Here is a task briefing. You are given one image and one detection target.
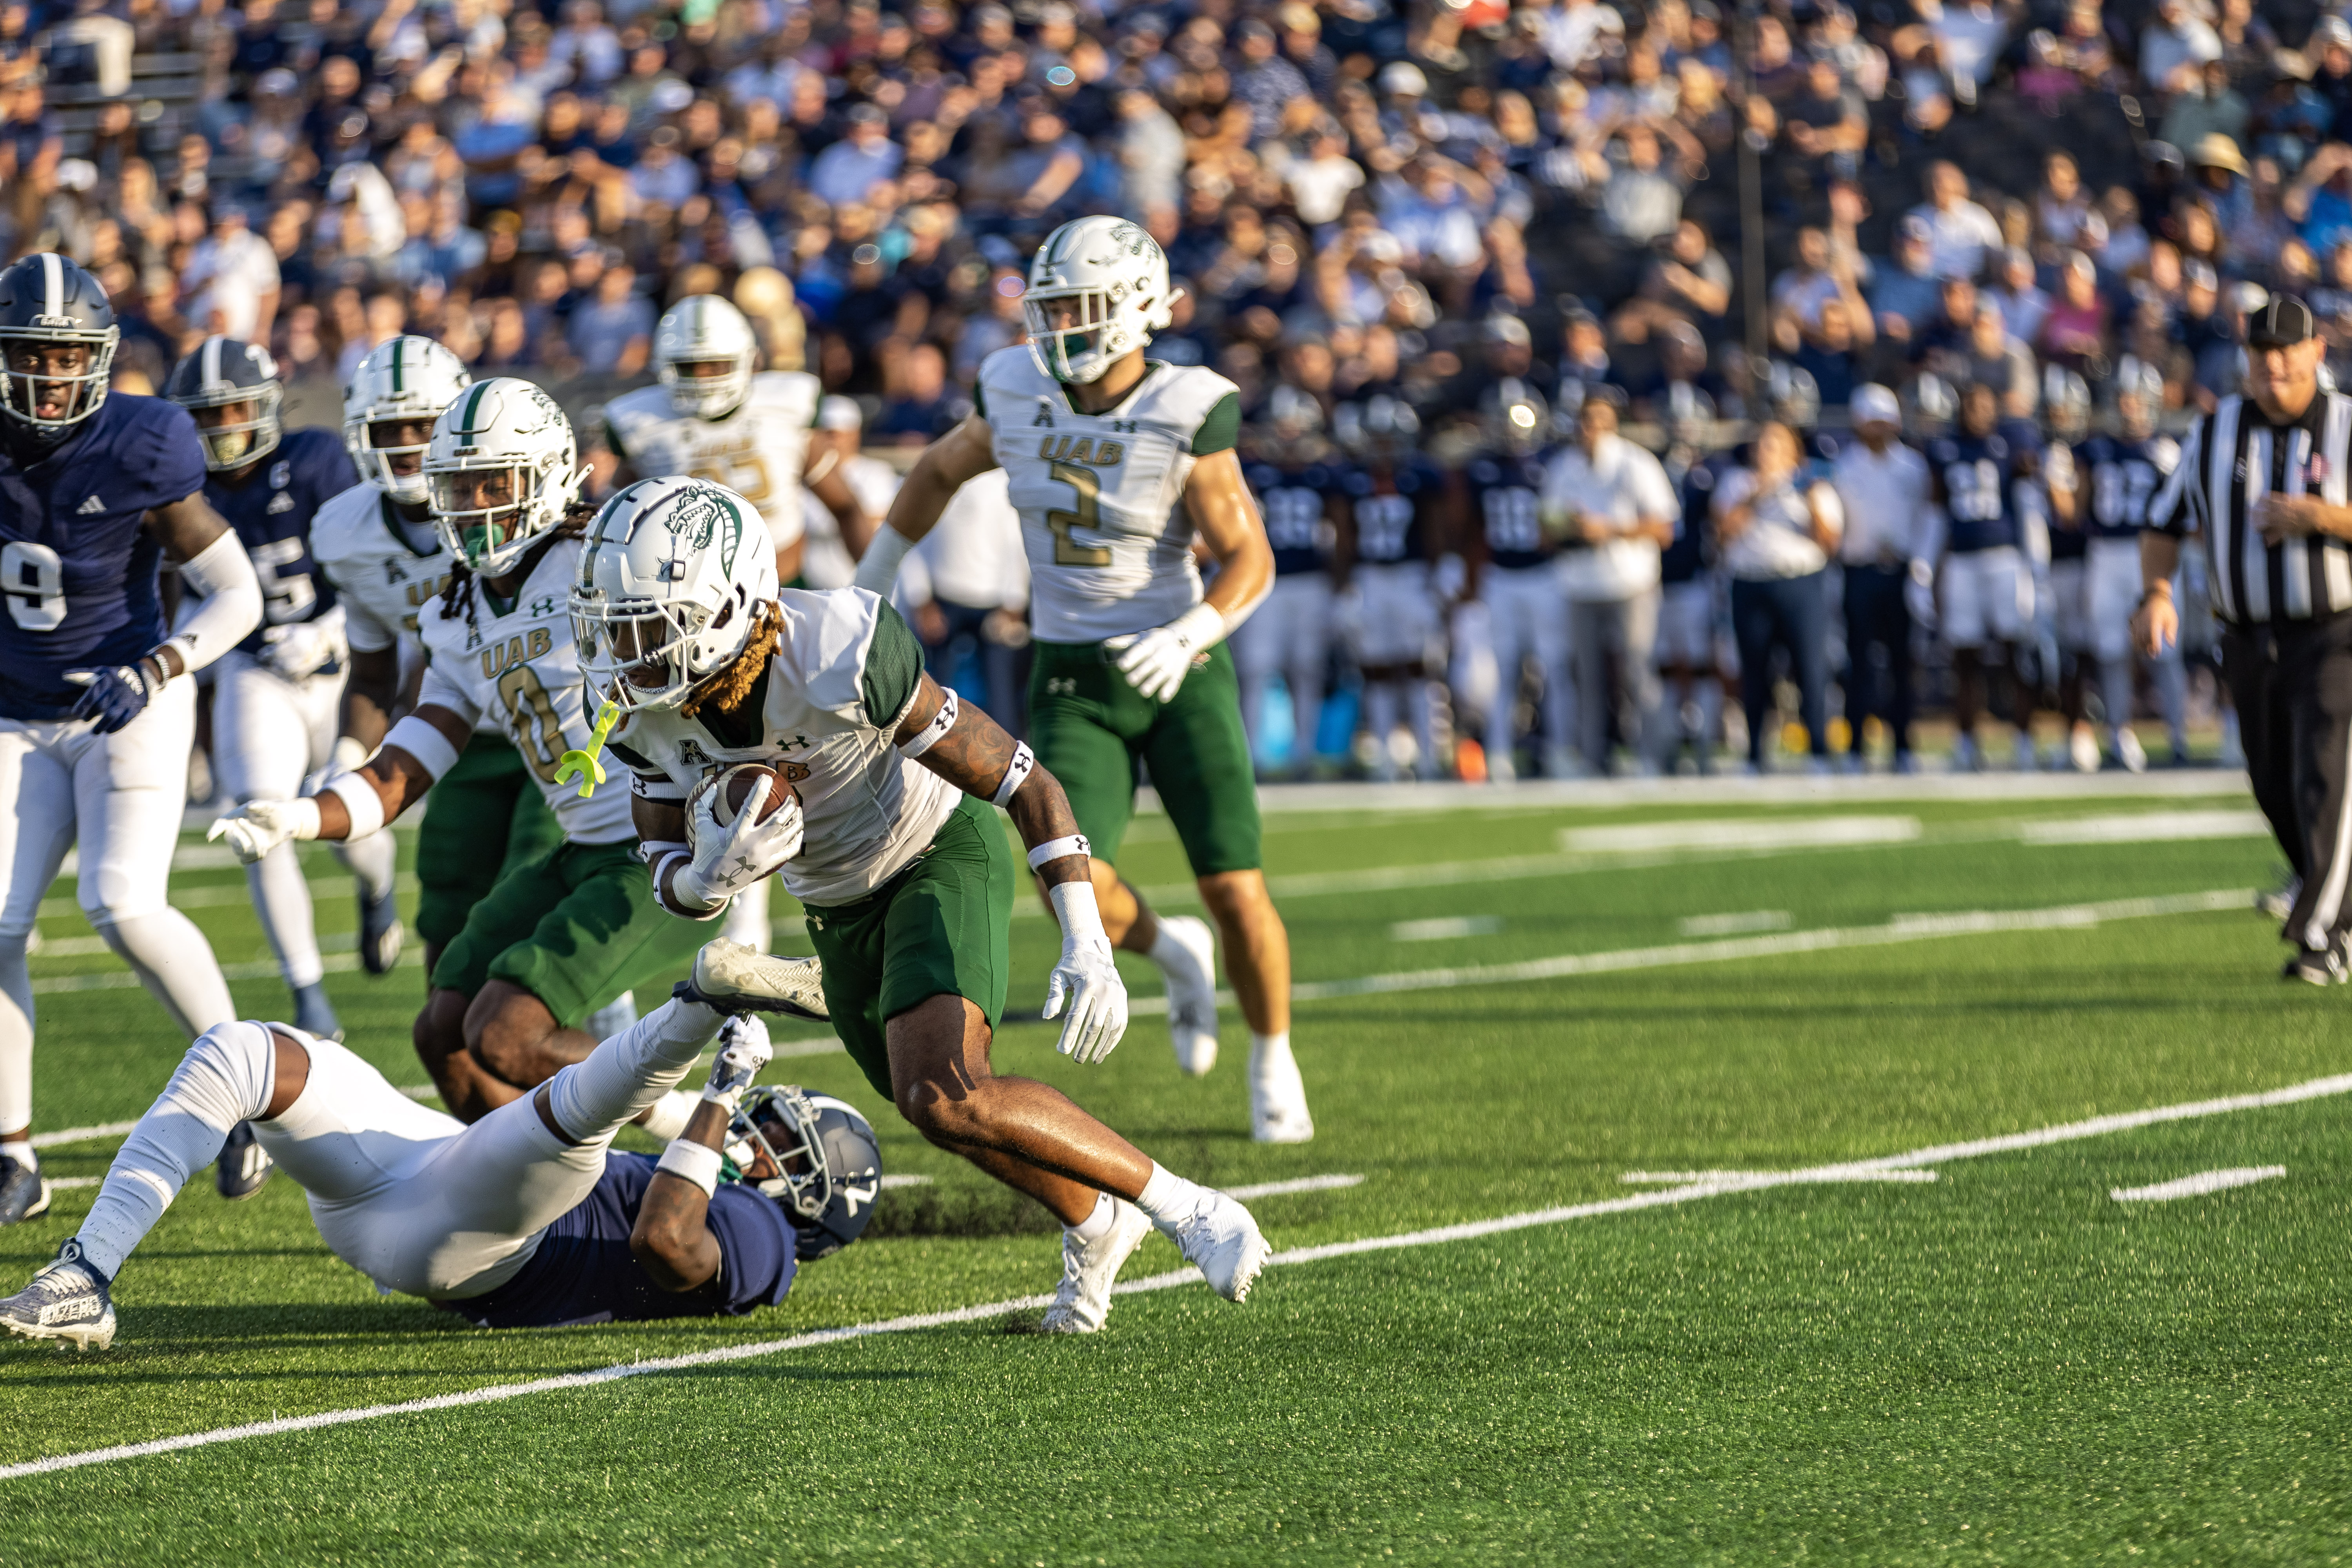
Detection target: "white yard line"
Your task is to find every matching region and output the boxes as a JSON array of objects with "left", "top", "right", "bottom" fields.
[
  {"left": 5, "top": 1065, "right": 2343, "bottom": 1483},
  {"left": 1621, "top": 1169, "right": 1938, "bottom": 1185},
  {"left": 1560, "top": 816, "right": 1923, "bottom": 853},
  {"left": 1676, "top": 911, "right": 1793, "bottom": 938},
  {"left": 1220, "top": 1174, "right": 1365, "bottom": 1200},
  {"left": 1388, "top": 916, "right": 1503, "bottom": 942},
  {"left": 2110, "top": 1166, "right": 2288, "bottom": 1202},
  {"left": 2017, "top": 810, "right": 2270, "bottom": 845}
]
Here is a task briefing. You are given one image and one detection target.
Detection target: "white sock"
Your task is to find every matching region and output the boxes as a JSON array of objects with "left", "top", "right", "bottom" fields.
[
  {"left": 1133, "top": 1161, "right": 1210, "bottom": 1225},
  {"left": 0, "top": 930, "right": 31, "bottom": 1136},
  {"left": 249, "top": 840, "right": 326, "bottom": 989},
  {"left": 546, "top": 997, "right": 719, "bottom": 1144},
  {"left": 584, "top": 990, "right": 640, "bottom": 1041},
  {"left": 1068, "top": 1189, "right": 1116, "bottom": 1242},
  {"left": 0, "top": 1137, "right": 32, "bottom": 1172},
  {"left": 635, "top": 1089, "right": 695, "bottom": 1142},
  {"left": 333, "top": 828, "right": 399, "bottom": 904},
  {"left": 77, "top": 1022, "right": 274, "bottom": 1279},
  {"left": 1145, "top": 923, "right": 1196, "bottom": 978},
  {"left": 1250, "top": 1031, "right": 1293, "bottom": 1075}
]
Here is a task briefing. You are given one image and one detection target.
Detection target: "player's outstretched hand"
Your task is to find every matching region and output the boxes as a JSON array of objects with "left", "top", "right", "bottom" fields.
[
  {"left": 62, "top": 664, "right": 153, "bottom": 735},
  {"left": 1104, "top": 604, "right": 1221, "bottom": 704},
  {"left": 702, "top": 1015, "right": 773, "bottom": 1109},
  {"left": 262, "top": 621, "right": 342, "bottom": 681},
  {"left": 673, "top": 776, "right": 804, "bottom": 909},
  {"left": 207, "top": 798, "right": 323, "bottom": 864},
  {"left": 1044, "top": 924, "right": 1128, "bottom": 1065}
]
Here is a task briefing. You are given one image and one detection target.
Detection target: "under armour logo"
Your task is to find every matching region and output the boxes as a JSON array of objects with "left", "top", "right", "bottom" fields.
[
  {"left": 1109, "top": 419, "right": 1139, "bottom": 433},
  {"left": 1046, "top": 677, "right": 1077, "bottom": 695},
  {"left": 75, "top": 494, "right": 103, "bottom": 515},
  {"left": 727, "top": 855, "right": 758, "bottom": 879}
]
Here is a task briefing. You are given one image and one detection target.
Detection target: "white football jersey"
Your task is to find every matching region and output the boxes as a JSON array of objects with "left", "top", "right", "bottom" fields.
[
  {"left": 604, "top": 372, "right": 821, "bottom": 551},
  {"left": 974, "top": 345, "right": 1241, "bottom": 642},
  {"left": 610, "top": 586, "right": 960, "bottom": 907},
  {"left": 416, "top": 539, "right": 634, "bottom": 844},
  {"left": 310, "top": 481, "right": 452, "bottom": 657}
]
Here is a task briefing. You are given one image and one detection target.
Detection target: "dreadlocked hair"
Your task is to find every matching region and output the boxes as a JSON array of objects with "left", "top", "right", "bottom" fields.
[
  {"left": 682, "top": 597, "right": 783, "bottom": 719},
  {"left": 437, "top": 501, "right": 598, "bottom": 624}
]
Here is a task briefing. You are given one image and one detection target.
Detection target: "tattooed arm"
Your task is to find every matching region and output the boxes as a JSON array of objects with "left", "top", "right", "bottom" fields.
[{"left": 893, "top": 673, "right": 1127, "bottom": 1060}]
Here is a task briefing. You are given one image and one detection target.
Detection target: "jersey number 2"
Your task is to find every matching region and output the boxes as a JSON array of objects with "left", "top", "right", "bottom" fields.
[
  {"left": 0, "top": 541, "right": 64, "bottom": 630},
  {"left": 1047, "top": 462, "right": 1113, "bottom": 566},
  {"left": 497, "top": 663, "right": 567, "bottom": 783}
]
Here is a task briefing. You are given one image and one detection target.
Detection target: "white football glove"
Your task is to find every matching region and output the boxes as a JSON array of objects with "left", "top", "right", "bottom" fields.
[
  {"left": 1042, "top": 879, "right": 1128, "bottom": 1064},
  {"left": 701, "top": 1014, "right": 773, "bottom": 1107},
  {"left": 206, "top": 797, "right": 322, "bottom": 864},
  {"left": 1905, "top": 558, "right": 1938, "bottom": 632},
  {"left": 672, "top": 776, "right": 804, "bottom": 911},
  {"left": 1103, "top": 602, "right": 1222, "bottom": 704},
  {"left": 261, "top": 615, "right": 345, "bottom": 681}
]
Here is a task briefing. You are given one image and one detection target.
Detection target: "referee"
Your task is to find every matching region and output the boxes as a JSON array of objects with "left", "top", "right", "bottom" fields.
[{"left": 2139, "top": 296, "right": 2352, "bottom": 981}]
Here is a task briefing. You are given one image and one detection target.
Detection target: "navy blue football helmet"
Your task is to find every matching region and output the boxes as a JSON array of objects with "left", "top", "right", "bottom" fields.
[{"left": 726, "top": 1085, "right": 883, "bottom": 1260}]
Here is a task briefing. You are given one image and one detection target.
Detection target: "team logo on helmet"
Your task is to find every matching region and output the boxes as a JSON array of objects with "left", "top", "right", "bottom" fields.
[{"left": 660, "top": 488, "right": 741, "bottom": 579}]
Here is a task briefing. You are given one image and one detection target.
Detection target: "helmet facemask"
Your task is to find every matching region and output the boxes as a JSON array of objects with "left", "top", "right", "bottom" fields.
[
  {"left": 187, "top": 387, "right": 285, "bottom": 472},
  {"left": 572, "top": 588, "right": 742, "bottom": 713},
  {"left": 660, "top": 351, "right": 754, "bottom": 419},
  {"left": 429, "top": 457, "right": 565, "bottom": 575},
  {"left": 0, "top": 331, "right": 118, "bottom": 436},
  {"left": 359, "top": 416, "right": 438, "bottom": 505},
  {"left": 1024, "top": 285, "right": 1139, "bottom": 385},
  {"left": 724, "top": 1085, "right": 882, "bottom": 1259}
]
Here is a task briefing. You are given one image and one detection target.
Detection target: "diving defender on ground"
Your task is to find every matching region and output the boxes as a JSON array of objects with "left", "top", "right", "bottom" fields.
[
  {"left": 0, "top": 255, "right": 265, "bottom": 1225},
  {"left": 856, "top": 215, "right": 1313, "bottom": 1145},
  {"left": 0, "top": 941, "right": 880, "bottom": 1348},
  {"left": 571, "top": 472, "right": 1273, "bottom": 1330}
]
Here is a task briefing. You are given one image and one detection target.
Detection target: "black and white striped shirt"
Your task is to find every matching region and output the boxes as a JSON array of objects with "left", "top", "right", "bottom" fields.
[{"left": 2150, "top": 390, "right": 2352, "bottom": 623}]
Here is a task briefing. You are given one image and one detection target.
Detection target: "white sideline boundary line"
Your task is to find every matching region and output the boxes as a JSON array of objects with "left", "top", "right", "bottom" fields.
[
  {"left": 7, "top": 1065, "right": 2349, "bottom": 1483},
  {"left": 2111, "top": 1165, "right": 2288, "bottom": 1202}
]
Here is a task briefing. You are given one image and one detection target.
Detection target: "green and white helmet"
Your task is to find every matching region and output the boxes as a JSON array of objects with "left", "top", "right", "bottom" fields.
[
  {"left": 1022, "top": 214, "right": 1179, "bottom": 385},
  {"left": 655, "top": 293, "right": 759, "bottom": 419},
  {"left": 571, "top": 474, "right": 777, "bottom": 712},
  {"left": 343, "top": 336, "right": 474, "bottom": 505},
  {"left": 424, "top": 377, "right": 583, "bottom": 576}
]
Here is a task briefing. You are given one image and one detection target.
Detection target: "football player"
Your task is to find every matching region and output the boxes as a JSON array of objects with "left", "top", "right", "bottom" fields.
[
  {"left": 2073, "top": 369, "right": 2187, "bottom": 769},
  {"left": 0, "top": 254, "right": 265, "bottom": 1224},
  {"left": 2038, "top": 370, "right": 2102, "bottom": 771},
  {"left": 312, "top": 338, "right": 571, "bottom": 1016},
  {"left": 1929, "top": 381, "right": 2040, "bottom": 769},
  {"left": 1468, "top": 380, "right": 1567, "bottom": 780},
  {"left": 572, "top": 474, "right": 1274, "bottom": 1331},
  {"left": 1336, "top": 395, "right": 1450, "bottom": 784},
  {"left": 211, "top": 380, "right": 732, "bottom": 1136},
  {"left": 604, "top": 295, "right": 878, "bottom": 955},
  {"left": 1655, "top": 387, "right": 1728, "bottom": 773},
  {"left": 1234, "top": 387, "right": 1340, "bottom": 776},
  {"left": 856, "top": 216, "right": 1314, "bottom": 1145},
  {"left": 0, "top": 945, "right": 879, "bottom": 1349},
  {"left": 165, "top": 337, "right": 380, "bottom": 1042}
]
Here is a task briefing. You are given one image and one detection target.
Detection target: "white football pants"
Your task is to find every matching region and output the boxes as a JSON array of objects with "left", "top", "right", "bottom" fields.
[
  {"left": 1234, "top": 575, "right": 1332, "bottom": 758},
  {"left": 72, "top": 997, "right": 720, "bottom": 1295},
  {"left": 1481, "top": 565, "right": 1572, "bottom": 766},
  {"left": 0, "top": 679, "right": 234, "bottom": 1136},
  {"left": 212, "top": 651, "right": 397, "bottom": 991},
  {"left": 722, "top": 877, "right": 772, "bottom": 951}
]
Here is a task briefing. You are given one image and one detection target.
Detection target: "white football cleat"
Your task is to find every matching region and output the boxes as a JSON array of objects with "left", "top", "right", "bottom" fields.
[
  {"left": 1040, "top": 1197, "right": 1155, "bottom": 1334},
  {"left": 1157, "top": 915, "right": 1220, "bottom": 1076},
  {"left": 677, "top": 940, "right": 829, "bottom": 1020},
  {"left": 0, "top": 1240, "right": 115, "bottom": 1350},
  {"left": 2114, "top": 726, "right": 2148, "bottom": 774},
  {"left": 1249, "top": 1037, "right": 1314, "bottom": 1144},
  {"left": 1156, "top": 1190, "right": 1272, "bottom": 1302}
]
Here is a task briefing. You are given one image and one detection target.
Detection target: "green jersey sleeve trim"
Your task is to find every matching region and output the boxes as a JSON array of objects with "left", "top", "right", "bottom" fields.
[
  {"left": 1192, "top": 392, "right": 1241, "bottom": 455},
  {"left": 602, "top": 415, "right": 629, "bottom": 463},
  {"left": 861, "top": 598, "right": 926, "bottom": 729},
  {"left": 971, "top": 381, "right": 987, "bottom": 420}
]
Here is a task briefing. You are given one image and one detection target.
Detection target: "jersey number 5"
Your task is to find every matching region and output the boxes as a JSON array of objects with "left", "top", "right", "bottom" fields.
[
  {"left": 1046, "top": 462, "right": 1113, "bottom": 566},
  {"left": 498, "top": 663, "right": 568, "bottom": 783},
  {"left": 0, "top": 541, "right": 64, "bottom": 631},
  {"left": 249, "top": 537, "right": 318, "bottom": 626}
]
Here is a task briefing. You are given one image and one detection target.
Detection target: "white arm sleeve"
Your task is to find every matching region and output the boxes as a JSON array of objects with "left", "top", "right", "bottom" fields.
[
  {"left": 162, "top": 529, "right": 264, "bottom": 675},
  {"left": 852, "top": 524, "right": 917, "bottom": 596},
  {"left": 414, "top": 659, "right": 485, "bottom": 731}
]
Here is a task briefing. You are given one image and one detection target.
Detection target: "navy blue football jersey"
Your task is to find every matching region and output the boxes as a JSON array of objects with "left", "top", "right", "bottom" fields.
[
  {"left": 1926, "top": 432, "right": 2023, "bottom": 554},
  {"left": 1664, "top": 452, "right": 1721, "bottom": 585},
  {"left": 0, "top": 394, "right": 207, "bottom": 720},
  {"left": 1463, "top": 450, "right": 1551, "bottom": 571},
  {"left": 205, "top": 426, "right": 357, "bottom": 655},
  {"left": 1342, "top": 457, "right": 1446, "bottom": 565},
  {"left": 441, "top": 1153, "right": 799, "bottom": 1329},
  {"left": 1243, "top": 458, "right": 1338, "bottom": 576},
  {"left": 2073, "top": 434, "right": 2177, "bottom": 543}
]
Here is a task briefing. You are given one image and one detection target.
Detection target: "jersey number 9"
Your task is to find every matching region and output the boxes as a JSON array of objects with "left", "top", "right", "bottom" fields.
[{"left": 0, "top": 541, "right": 65, "bottom": 631}]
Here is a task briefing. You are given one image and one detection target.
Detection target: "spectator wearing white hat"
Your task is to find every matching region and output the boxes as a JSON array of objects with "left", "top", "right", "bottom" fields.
[{"left": 1835, "top": 384, "right": 1935, "bottom": 769}]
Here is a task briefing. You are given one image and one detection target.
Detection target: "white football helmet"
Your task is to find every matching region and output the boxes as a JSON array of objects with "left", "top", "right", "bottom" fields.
[
  {"left": 1022, "top": 215, "right": 1180, "bottom": 385},
  {"left": 657, "top": 294, "right": 758, "bottom": 419},
  {"left": 425, "top": 377, "right": 583, "bottom": 576},
  {"left": 571, "top": 475, "right": 778, "bottom": 712},
  {"left": 345, "top": 336, "right": 474, "bottom": 504}
]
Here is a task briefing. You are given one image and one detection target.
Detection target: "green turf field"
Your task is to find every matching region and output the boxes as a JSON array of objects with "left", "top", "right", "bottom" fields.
[{"left": 6, "top": 780, "right": 2351, "bottom": 1564}]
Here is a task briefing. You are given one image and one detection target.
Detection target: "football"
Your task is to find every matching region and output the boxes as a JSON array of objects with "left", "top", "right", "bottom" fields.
[{"left": 688, "top": 762, "right": 796, "bottom": 833}]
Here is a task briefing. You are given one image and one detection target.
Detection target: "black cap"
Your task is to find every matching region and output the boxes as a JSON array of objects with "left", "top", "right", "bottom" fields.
[{"left": 2249, "top": 295, "right": 2318, "bottom": 348}]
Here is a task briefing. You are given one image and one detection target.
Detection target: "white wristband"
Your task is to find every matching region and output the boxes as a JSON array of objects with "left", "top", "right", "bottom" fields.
[
  {"left": 852, "top": 524, "right": 917, "bottom": 596},
  {"left": 655, "top": 1138, "right": 724, "bottom": 1197},
  {"left": 899, "top": 686, "right": 957, "bottom": 757},
  {"left": 323, "top": 773, "right": 386, "bottom": 839},
  {"left": 1026, "top": 833, "right": 1091, "bottom": 869},
  {"left": 1047, "top": 877, "right": 1109, "bottom": 946},
  {"left": 384, "top": 714, "right": 461, "bottom": 781},
  {"left": 992, "top": 741, "right": 1034, "bottom": 807}
]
